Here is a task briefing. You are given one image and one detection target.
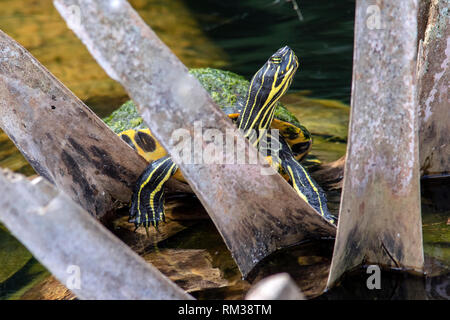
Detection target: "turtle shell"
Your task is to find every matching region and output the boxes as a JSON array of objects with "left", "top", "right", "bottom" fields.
[
  {"left": 222, "top": 105, "right": 312, "bottom": 162},
  {"left": 104, "top": 68, "right": 312, "bottom": 161}
]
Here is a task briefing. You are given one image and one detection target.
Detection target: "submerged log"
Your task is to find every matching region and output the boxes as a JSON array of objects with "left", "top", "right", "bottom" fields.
[
  {"left": 0, "top": 30, "right": 148, "bottom": 218},
  {"left": 327, "top": 0, "right": 424, "bottom": 287},
  {"left": 310, "top": 156, "right": 345, "bottom": 190},
  {"left": 417, "top": 0, "right": 449, "bottom": 177},
  {"left": 54, "top": 0, "right": 336, "bottom": 277},
  {"left": 0, "top": 169, "right": 192, "bottom": 300}
]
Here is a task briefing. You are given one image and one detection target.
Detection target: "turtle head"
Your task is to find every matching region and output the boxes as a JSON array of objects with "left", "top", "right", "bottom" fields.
[
  {"left": 239, "top": 46, "right": 299, "bottom": 133},
  {"left": 265, "top": 46, "right": 299, "bottom": 86}
]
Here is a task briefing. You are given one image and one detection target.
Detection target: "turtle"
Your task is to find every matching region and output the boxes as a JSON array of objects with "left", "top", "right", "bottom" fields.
[{"left": 107, "top": 46, "right": 336, "bottom": 234}]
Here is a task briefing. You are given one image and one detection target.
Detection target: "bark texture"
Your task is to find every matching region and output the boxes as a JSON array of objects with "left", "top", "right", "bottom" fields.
[
  {"left": 417, "top": 0, "right": 449, "bottom": 177},
  {"left": 0, "top": 30, "right": 149, "bottom": 218},
  {"left": 328, "top": 0, "right": 424, "bottom": 288}
]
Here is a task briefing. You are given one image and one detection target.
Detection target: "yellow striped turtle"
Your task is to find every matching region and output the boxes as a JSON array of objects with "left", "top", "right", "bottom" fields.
[{"left": 111, "top": 46, "right": 336, "bottom": 234}]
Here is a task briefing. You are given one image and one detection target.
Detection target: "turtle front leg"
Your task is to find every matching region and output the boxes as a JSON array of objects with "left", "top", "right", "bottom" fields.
[{"left": 129, "top": 156, "right": 178, "bottom": 234}]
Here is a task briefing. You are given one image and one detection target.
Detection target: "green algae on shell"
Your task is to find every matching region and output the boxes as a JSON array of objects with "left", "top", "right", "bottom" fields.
[{"left": 103, "top": 68, "right": 305, "bottom": 133}]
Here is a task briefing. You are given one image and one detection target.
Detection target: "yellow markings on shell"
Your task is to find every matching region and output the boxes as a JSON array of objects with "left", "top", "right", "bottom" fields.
[
  {"left": 120, "top": 129, "right": 187, "bottom": 184},
  {"left": 228, "top": 113, "right": 240, "bottom": 119},
  {"left": 120, "top": 128, "right": 168, "bottom": 162},
  {"left": 270, "top": 120, "right": 311, "bottom": 160},
  {"left": 271, "top": 121, "right": 307, "bottom": 142},
  {"left": 279, "top": 168, "right": 290, "bottom": 182}
]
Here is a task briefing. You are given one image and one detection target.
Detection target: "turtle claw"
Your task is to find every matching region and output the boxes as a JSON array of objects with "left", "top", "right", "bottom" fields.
[{"left": 128, "top": 156, "right": 178, "bottom": 233}]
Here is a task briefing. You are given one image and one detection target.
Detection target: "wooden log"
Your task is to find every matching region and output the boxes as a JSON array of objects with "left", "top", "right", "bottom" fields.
[
  {"left": 417, "top": 0, "right": 449, "bottom": 177},
  {"left": 0, "top": 169, "right": 192, "bottom": 300},
  {"left": 53, "top": 0, "right": 336, "bottom": 277},
  {"left": 327, "top": 0, "right": 424, "bottom": 288},
  {"left": 245, "top": 273, "right": 305, "bottom": 300},
  {"left": 0, "top": 30, "right": 148, "bottom": 218}
]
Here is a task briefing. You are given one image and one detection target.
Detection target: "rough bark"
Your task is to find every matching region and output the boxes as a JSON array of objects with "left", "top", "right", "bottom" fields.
[
  {"left": 417, "top": 0, "right": 449, "bottom": 177},
  {"left": 0, "top": 169, "right": 192, "bottom": 300},
  {"left": 417, "top": 0, "right": 432, "bottom": 46},
  {"left": 327, "top": 0, "right": 424, "bottom": 288},
  {"left": 53, "top": 0, "right": 336, "bottom": 277},
  {"left": 0, "top": 30, "right": 149, "bottom": 218}
]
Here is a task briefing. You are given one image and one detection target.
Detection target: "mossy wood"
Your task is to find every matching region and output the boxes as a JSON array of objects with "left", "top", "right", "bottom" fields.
[
  {"left": 0, "top": 169, "right": 192, "bottom": 300},
  {"left": 327, "top": 0, "right": 424, "bottom": 288},
  {"left": 0, "top": 30, "right": 149, "bottom": 218},
  {"left": 417, "top": 0, "right": 449, "bottom": 177},
  {"left": 54, "top": 0, "right": 336, "bottom": 276}
]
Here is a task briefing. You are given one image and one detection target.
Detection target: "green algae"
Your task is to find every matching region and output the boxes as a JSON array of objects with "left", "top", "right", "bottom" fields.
[{"left": 188, "top": 68, "right": 249, "bottom": 109}]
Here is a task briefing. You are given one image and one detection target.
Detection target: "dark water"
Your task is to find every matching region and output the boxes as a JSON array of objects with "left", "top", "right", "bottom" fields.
[{"left": 0, "top": 0, "right": 448, "bottom": 300}]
